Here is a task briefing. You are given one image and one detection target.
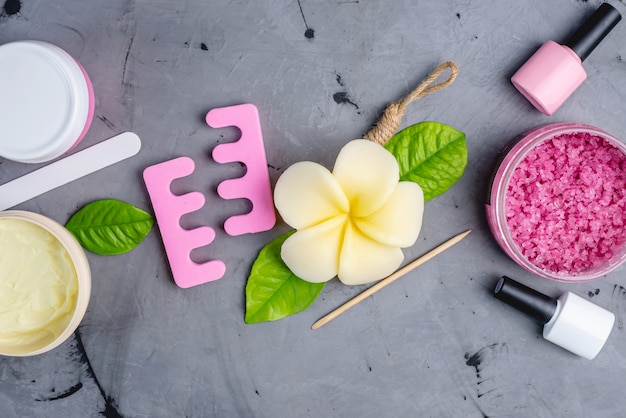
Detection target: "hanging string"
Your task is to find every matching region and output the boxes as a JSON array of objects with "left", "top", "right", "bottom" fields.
[{"left": 364, "top": 61, "right": 458, "bottom": 146}]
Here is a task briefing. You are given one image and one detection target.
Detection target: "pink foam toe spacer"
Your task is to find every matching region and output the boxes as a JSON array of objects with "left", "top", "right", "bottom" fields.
[
  {"left": 206, "top": 103, "right": 276, "bottom": 236},
  {"left": 143, "top": 157, "right": 226, "bottom": 288}
]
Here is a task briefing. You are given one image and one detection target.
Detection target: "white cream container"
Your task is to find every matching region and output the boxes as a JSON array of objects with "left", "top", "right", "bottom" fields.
[
  {"left": 0, "top": 40, "right": 95, "bottom": 163},
  {"left": 0, "top": 211, "right": 91, "bottom": 356}
]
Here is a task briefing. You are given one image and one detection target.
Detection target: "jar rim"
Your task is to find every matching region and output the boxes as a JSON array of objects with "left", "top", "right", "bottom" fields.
[
  {"left": 0, "top": 210, "right": 91, "bottom": 356},
  {"left": 0, "top": 41, "right": 93, "bottom": 163},
  {"left": 486, "top": 122, "right": 626, "bottom": 282}
]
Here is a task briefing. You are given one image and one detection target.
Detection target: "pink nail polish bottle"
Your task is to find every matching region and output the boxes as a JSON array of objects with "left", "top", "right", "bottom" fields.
[{"left": 511, "top": 3, "right": 621, "bottom": 115}]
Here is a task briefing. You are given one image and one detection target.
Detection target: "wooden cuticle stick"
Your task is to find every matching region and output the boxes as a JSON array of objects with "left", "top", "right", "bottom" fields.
[{"left": 311, "top": 229, "right": 471, "bottom": 330}]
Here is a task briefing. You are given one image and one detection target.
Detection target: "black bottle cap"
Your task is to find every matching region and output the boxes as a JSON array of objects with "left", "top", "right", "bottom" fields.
[
  {"left": 564, "top": 3, "right": 621, "bottom": 62},
  {"left": 494, "top": 276, "right": 557, "bottom": 324}
]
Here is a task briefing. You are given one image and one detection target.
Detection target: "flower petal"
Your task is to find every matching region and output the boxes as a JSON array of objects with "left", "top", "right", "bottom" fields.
[
  {"left": 281, "top": 215, "right": 347, "bottom": 283},
  {"left": 338, "top": 221, "right": 404, "bottom": 285},
  {"left": 353, "top": 181, "right": 424, "bottom": 247},
  {"left": 332, "top": 139, "right": 399, "bottom": 217},
  {"left": 274, "top": 161, "right": 349, "bottom": 229}
]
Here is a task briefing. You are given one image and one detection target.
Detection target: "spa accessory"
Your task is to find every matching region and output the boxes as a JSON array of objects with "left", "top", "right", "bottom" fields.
[
  {"left": 245, "top": 62, "right": 465, "bottom": 323},
  {"left": 494, "top": 276, "right": 614, "bottom": 360},
  {"left": 274, "top": 139, "right": 425, "bottom": 285},
  {"left": 511, "top": 3, "right": 621, "bottom": 115},
  {"left": 0, "top": 40, "right": 95, "bottom": 163},
  {"left": 486, "top": 123, "right": 626, "bottom": 281},
  {"left": 0, "top": 211, "right": 91, "bottom": 356},
  {"left": 206, "top": 103, "right": 276, "bottom": 236},
  {"left": 0, "top": 132, "right": 142, "bottom": 211},
  {"left": 143, "top": 157, "right": 226, "bottom": 288},
  {"left": 311, "top": 229, "right": 471, "bottom": 330}
]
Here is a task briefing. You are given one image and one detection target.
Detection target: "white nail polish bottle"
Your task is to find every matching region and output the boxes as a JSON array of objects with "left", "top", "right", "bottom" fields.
[{"left": 494, "top": 276, "right": 615, "bottom": 360}]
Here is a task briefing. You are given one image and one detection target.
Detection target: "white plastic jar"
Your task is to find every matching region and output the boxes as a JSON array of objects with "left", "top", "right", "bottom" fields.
[{"left": 0, "top": 40, "right": 95, "bottom": 163}]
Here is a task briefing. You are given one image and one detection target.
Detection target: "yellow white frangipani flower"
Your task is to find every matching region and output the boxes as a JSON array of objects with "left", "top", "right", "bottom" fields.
[{"left": 273, "top": 139, "right": 424, "bottom": 285}]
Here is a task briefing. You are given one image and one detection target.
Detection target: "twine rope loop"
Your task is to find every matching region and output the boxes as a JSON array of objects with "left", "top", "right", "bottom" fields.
[{"left": 364, "top": 61, "right": 458, "bottom": 146}]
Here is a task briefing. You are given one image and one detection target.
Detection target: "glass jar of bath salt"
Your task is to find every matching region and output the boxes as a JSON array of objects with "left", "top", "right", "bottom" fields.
[
  {"left": 0, "top": 211, "right": 91, "bottom": 356},
  {"left": 0, "top": 40, "right": 95, "bottom": 163},
  {"left": 486, "top": 123, "right": 626, "bottom": 282}
]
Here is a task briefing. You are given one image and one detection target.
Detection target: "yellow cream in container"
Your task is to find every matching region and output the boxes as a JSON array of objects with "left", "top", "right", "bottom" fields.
[{"left": 0, "top": 211, "right": 90, "bottom": 356}]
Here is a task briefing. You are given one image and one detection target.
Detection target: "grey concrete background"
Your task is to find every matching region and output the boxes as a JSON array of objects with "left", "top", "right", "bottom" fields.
[{"left": 1, "top": 0, "right": 626, "bottom": 416}]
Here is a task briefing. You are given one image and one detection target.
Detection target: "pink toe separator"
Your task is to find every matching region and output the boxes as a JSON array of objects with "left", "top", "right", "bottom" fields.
[
  {"left": 143, "top": 157, "right": 226, "bottom": 288},
  {"left": 206, "top": 103, "right": 276, "bottom": 236}
]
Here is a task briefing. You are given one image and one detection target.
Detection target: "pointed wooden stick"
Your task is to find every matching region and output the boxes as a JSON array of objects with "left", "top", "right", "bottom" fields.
[{"left": 311, "top": 229, "right": 472, "bottom": 330}]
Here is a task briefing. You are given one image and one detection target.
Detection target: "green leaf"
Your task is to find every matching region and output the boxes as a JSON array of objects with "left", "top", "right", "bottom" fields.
[
  {"left": 66, "top": 199, "right": 154, "bottom": 255},
  {"left": 384, "top": 121, "right": 467, "bottom": 201},
  {"left": 245, "top": 231, "right": 325, "bottom": 324}
]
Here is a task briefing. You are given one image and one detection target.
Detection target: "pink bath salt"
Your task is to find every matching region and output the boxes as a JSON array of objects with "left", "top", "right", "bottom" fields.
[{"left": 506, "top": 132, "right": 626, "bottom": 275}]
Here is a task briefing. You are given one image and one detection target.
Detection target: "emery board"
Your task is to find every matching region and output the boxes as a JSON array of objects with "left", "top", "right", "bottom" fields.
[{"left": 0, "top": 132, "right": 141, "bottom": 211}]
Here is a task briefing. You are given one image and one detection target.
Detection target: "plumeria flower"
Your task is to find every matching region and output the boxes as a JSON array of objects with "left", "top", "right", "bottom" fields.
[{"left": 273, "top": 139, "right": 424, "bottom": 285}]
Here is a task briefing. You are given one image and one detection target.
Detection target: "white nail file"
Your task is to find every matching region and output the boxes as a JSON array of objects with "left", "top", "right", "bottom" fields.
[{"left": 0, "top": 132, "right": 141, "bottom": 211}]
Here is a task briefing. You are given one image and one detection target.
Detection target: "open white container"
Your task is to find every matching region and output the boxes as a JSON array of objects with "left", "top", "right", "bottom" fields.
[
  {"left": 0, "top": 40, "right": 95, "bottom": 163},
  {"left": 0, "top": 211, "right": 91, "bottom": 356}
]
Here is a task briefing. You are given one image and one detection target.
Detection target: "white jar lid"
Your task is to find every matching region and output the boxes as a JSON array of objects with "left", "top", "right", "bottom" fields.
[{"left": 0, "top": 41, "right": 92, "bottom": 163}]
